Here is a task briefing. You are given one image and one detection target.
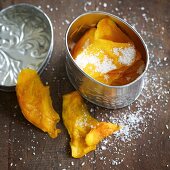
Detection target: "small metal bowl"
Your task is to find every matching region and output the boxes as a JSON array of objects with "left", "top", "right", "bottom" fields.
[
  {"left": 0, "top": 4, "right": 53, "bottom": 91},
  {"left": 65, "top": 11, "right": 149, "bottom": 109}
]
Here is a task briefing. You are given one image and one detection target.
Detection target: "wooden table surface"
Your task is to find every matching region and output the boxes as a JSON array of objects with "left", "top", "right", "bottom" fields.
[{"left": 0, "top": 0, "right": 170, "bottom": 170}]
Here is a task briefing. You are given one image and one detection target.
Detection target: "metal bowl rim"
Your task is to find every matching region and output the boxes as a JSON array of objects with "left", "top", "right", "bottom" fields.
[
  {"left": 0, "top": 3, "right": 54, "bottom": 90},
  {"left": 65, "top": 11, "right": 149, "bottom": 89}
]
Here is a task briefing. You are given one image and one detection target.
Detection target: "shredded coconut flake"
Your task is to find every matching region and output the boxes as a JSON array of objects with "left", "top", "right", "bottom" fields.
[
  {"left": 103, "top": 3, "right": 107, "bottom": 8},
  {"left": 166, "top": 125, "right": 169, "bottom": 129},
  {"left": 141, "top": 7, "right": 145, "bottom": 10},
  {"left": 113, "top": 48, "right": 120, "bottom": 56},
  {"left": 104, "top": 74, "right": 109, "bottom": 81},
  {"left": 101, "top": 145, "right": 107, "bottom": 150},
  {"left": 65, "top": 19, "right": 70, "bottom": 25},
  {"left": 113, "top": 46, "right": 136, "bottom": 66},
  {"left": 110, "top": 113, "right": 144, "bottom": 142},
  {"left": 75, "top": 50, "right": 117, "bottom": 74},
  {"left": 84, "top": 1, "right": 92, "bottom": 12}
]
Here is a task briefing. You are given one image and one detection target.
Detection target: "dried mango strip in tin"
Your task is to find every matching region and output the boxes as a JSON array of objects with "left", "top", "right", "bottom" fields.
[{"left": 95, "top": 17, "right": 133, "bottom": 43}]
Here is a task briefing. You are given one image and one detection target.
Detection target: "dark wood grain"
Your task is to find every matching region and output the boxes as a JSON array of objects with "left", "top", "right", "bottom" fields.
[{"left": 0, "top": 0, "right": 170, "bottom": 170}]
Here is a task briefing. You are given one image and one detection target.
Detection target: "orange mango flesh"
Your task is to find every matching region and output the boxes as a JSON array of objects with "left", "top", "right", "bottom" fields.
[
  {"left": 111, "top": 59, "right": 145, "bottom": 86},
  {"left": 16, "top": 69, "right": 61, "bottom": 138},
  {"left": 75, "top": 39, "right": 137, "bottom": 85},
  {"left": 75, "top": 39, "right": 129, "bottom": 79},
  {"left": 104, "top": 50, "right": 143, "bottom": 85},
  {"left": 89, "top": 39, "right": 135, "bottom": 68},
  {"left": 95, "top": 17, "right": 133, "bottom": 43},
  {"left": 71, "top": 17, "right": 145, "bottom": 86},
  {"left": 62, "top": 91, "right": 120, "bottom": 158},
  {"left": 72, "top": 28, "right": 96, "bottom": 59}
]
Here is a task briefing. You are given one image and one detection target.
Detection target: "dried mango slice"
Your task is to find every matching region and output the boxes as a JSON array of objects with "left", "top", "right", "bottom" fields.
[
  {"left": 62, "top": 91, "right": 120, "bottom": 158},
  {"left": 95, "top": 50, "right": 143, "bottom": 85},
  {"left": 72, "top": 28, "right": 96, "bottom": 59},
  {"left": 75, "top": 39, "right": 136, "bottom": 84},
  {"left": 72, "top": 17, "right": 144, "bottom": 86},
  {"left": 95, "top": 71, "right": 122, "bottom": 85},
  {"left": 111, "top": 59, "right": 145, "bottom": 86},
  {"left": 91, "top": 39, "right": 136, "bottom": 67},
  {"left": 16, "top": 69, "right": 61, "bottom": 138},
  {"left": 95, "top": 17, "right": 132, "bottom": 43},
  {"left": 124, "top": 58, "right": 144, "bottom": 75}
]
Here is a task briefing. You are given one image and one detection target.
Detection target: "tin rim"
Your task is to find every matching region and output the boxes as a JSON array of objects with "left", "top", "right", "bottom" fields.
[
  {"left": 65, "top": 11, "right": 149, "bottom": 89},
  {"left": 0, "top": 3, "right": 54, "bottom": 91}
]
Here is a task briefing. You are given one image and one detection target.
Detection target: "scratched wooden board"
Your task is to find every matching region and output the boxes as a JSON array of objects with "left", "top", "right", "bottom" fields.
[{"left": 0, "top": 0, "right": 169, "bottom": 170}]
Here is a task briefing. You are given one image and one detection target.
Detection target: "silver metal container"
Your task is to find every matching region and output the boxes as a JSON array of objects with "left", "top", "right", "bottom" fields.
[
  {"left": 65, "top": 11, "right": 149, "bottom": 109},
  {"left": 0, "top": 4, "right": 53, "bottom": 91}
]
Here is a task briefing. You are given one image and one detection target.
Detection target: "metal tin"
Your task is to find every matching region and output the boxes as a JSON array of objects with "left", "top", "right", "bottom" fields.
[
  {"left": 65, "top": 11, "right": 149, "bottom": 109},
  {"left": 0, "top": 4, "right": 53, "bottom": 91}
]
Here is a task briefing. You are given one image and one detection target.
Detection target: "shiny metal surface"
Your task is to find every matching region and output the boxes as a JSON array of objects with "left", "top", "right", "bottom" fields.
[
  {"left": 0, "top": 4, "right": 53, "bottom": 91},
  {"left": 65, "top": 11, "right": 149, "bottom": 109}
]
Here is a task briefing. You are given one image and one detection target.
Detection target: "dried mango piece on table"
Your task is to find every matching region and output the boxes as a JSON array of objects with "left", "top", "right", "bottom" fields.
[
  {"left": 72, "top": 28, "right": 96, "bottom": 59},
  {"left": 95, "top": 17, "right": 133, "bottom": 43},
  {"left": 62, "top": 91, "right": 120, "bottom": 158},
  {"left": 16, "top": 69, "right": 61, "bottom": 138}
]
